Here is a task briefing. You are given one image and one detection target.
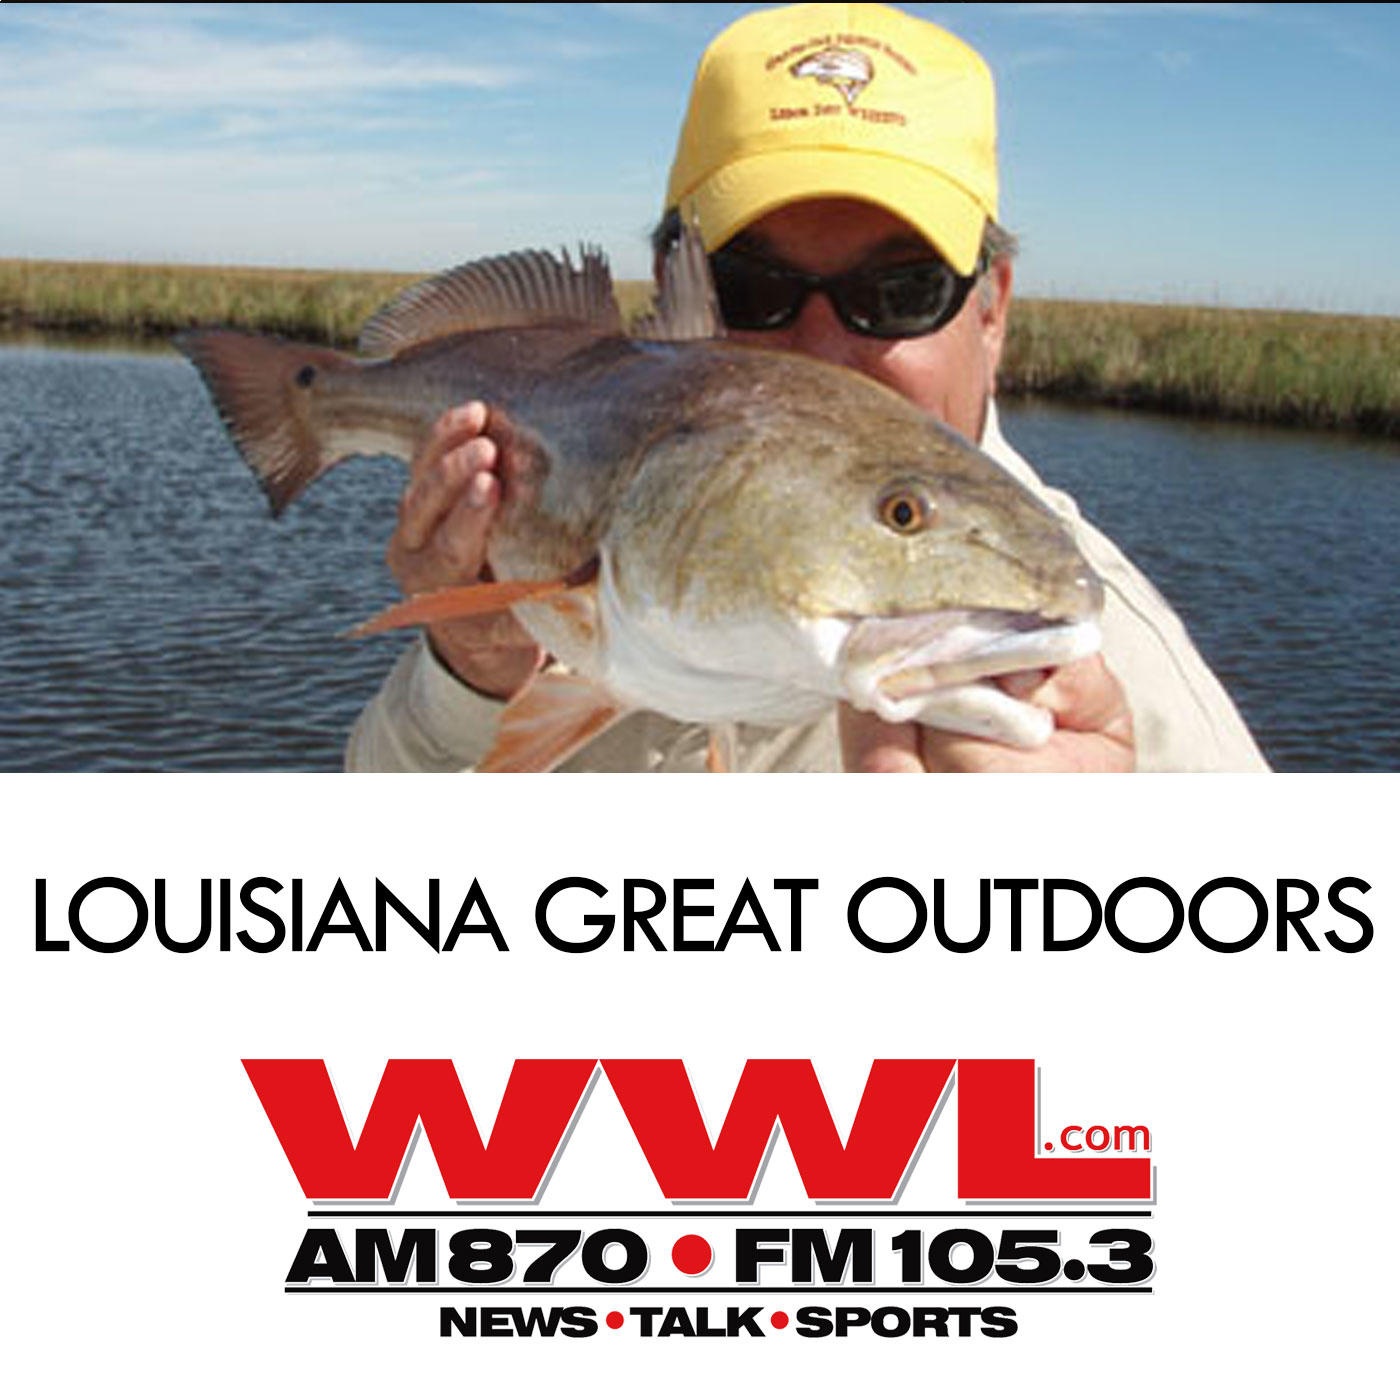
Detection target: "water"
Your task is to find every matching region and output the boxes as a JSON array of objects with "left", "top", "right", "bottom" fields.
[
  {"left": 0, "top": 342, "right": 407, "bottom": 770},
  {"left": 1001, "top": 402, "right": 1400, "bottom": 771},
  {"left": 1, "top": 343, "right": 1396, "bottom": 771}
]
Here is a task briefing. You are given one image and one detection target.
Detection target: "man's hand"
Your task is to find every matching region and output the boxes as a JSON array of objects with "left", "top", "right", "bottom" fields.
[
  {"left": 386, "top": 402, "right": 544, "bottom": 699},
  {"left": 839, "top": 655, "right": 1136, "bottom": 772}
]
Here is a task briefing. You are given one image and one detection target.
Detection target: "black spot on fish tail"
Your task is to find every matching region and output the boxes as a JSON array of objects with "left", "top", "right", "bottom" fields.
[{"left": 174, "top": 329, "right": 356, "bottom": 516}]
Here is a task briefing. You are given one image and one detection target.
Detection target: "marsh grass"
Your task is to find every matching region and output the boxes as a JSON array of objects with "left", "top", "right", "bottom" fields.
[
  {"left": 0, "top": 260, "right": 417, "bottom": 344},
  {"left": 1000, "top": 299, "right": 1400, "bottom": 435},
  {"left": 0, "top": 259, "right": 656, "bottom": 345},
  {"left": 4, "top": 259, "right": 1397, "bottom": 434}
]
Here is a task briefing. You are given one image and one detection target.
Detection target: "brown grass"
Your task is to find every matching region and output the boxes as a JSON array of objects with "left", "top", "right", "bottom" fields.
[
  {"left": 0, "top": 258, "right": 656, "bottom": 346},
  {"left": 4, "top": 259, "right": 1396, "bottom": 434},
  {"left": 1000, "top": 298, "right": 1400, "bottom": 435}
]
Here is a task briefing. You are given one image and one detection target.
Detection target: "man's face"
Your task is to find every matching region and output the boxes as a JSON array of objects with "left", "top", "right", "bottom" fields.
[{"left": 719, "top": 198, "right": 1011, "bottom": 444}]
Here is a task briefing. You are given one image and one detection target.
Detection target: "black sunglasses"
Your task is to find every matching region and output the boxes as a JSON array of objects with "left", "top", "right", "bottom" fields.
[{"left": 708, "top": 244, "right": 980, "bottom": 340}]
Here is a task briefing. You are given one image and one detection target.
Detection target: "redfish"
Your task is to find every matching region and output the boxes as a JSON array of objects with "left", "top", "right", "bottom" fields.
[{"left": 176, "top": 232, "right": 1101, "bottom": 771}]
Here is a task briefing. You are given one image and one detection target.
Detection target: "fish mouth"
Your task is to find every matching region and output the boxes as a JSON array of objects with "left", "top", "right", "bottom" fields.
[{"left": 839, "top": 609, "right": 1105, "bottom": 747}]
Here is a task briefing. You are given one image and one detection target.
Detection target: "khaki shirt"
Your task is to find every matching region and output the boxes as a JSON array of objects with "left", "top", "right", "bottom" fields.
[{"left": 346, "top": 405, "right": 1269, "bottom": 773}]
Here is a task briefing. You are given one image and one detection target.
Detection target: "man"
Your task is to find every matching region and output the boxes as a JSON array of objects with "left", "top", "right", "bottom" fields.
[{"left": 347, "top": 2, "right": 1266, "bottom": 773}]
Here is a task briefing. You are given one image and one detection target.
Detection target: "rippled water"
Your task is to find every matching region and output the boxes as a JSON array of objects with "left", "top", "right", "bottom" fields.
[
  {"left": 0, "top": 343, "right": 407, "bottom": 770},
  {"left": 1002, "top": 402, "right": 1400, "bottom": 771},
  {"left": 1, "top": 343, "right": 1397, "bottom": 770}
]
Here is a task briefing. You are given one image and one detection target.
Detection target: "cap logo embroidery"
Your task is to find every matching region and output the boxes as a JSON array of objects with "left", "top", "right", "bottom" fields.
[{"left": 789, "top": 46, "right": 874, "bottom": 108}]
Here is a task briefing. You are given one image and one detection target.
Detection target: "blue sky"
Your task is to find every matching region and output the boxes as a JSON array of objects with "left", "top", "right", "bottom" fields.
[{"left": 4, "top": 2, "right": 1397, "bottom": 311}]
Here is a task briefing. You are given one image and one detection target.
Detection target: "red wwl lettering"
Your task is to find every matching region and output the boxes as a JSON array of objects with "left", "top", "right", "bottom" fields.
[{"left": 241, "top": 1059, "right": 1150, "bottom": 1203}]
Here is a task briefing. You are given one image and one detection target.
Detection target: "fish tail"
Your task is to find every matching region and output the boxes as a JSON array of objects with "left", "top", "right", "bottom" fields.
[{"left": 174, "top": 329, "right": 358, "bottom": 516}]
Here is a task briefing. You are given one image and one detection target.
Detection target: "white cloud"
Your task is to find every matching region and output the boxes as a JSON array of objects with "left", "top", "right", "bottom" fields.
[
  {"left": 0, "top": 2, "right": 531, "bottom": 141},
  {"left": 0, "top": 4, "right": 672, "bottom": 270},
  {"left": 4, "top": 36, "right": 525, "bottom": 120},
  {"left": 0, "top": 121, "right": 552, "bottom": 266}
]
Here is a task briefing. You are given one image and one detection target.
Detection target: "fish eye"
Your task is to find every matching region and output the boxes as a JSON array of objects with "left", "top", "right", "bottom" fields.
[{"left": 878, "top": 487, "right": 934, "bottom": 535}]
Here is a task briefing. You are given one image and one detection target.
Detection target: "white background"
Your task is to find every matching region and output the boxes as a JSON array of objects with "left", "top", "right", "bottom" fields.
[{"left": 3, "top": 775, "right": 1393, "bottom": 1396}]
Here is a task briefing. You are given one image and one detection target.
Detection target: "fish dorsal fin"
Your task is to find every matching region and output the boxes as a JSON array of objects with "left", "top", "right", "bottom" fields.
[
  {"left": 358, "top": 245, "right": 622, "bottom": 357},
  {"left": 633, "top": 218, "right": 725, "bottom": 343}
]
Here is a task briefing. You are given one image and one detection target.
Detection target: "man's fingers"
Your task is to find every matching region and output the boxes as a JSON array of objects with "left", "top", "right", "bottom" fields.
[
  {"left": 998, "top": 657, "right": 1133, "bottom": 741},
  {"left": 480, "top": 406, "right": 539, "bottom": 510},
  {"left": 377, "top": 401, "right": 546, "bottom": 699},
  {"left": 397, "top": 434, "right": 496, "bottom": 554},
  {"left": 838, "top": 706, "right": 927, "bottom": 773},
  {"left": 431, "top": 468, "right": 504, "bottom": 575},
  {"left": 996, "top": 667, "right": 1051, "bottom": 702},
  {"left": 411, "top": 403, "right": 489, "bottom": 480},
  {"left": 916, "top": 657, "right": 1133, "bottom": 772},
  {"left": 839, "top": 657, "right": 1135, "bottom": 774}
]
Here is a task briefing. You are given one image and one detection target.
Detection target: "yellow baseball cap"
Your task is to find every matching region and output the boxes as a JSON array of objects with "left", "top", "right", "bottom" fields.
[{"left": 665, "top": 3, "right": 998, "bottom": 275}]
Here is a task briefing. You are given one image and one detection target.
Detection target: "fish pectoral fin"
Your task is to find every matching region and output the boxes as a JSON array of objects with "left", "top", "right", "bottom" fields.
[
  {"left": 348, "top": 565, "right": 596, "bottom": 638},
  {"left": 477, "top": 670, "right": 629, "bottom": 773}
]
